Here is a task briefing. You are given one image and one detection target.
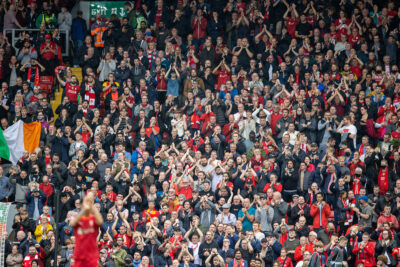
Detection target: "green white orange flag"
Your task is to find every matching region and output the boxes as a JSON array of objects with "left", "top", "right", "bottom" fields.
[{"left": 0, "top": 121, "right": 41, "bottom": 164}]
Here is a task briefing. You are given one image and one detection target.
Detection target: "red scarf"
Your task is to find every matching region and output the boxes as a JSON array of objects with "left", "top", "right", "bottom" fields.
[
  {"left": 233, "top": 258, "right": 245, "bottom": 267},
  {"left": 378, "top": 168, "right": 389, "bottom": 194},
  {"left": 352, "top": 176, "right": 361, "bottom": 195},
  {"left": 343, "top": 198, "right": 353, "bottom": 226},
  {"left": 147, "top": 51, "right": 156, "bottom": 69},
  {"left": 298, "top": 204, "right": 306, "bottom": 211},
  {"left": 27, "top": 66, "right": 40, "bottom": 88},
  {"left": 84, "top": 82, "right": 96, "bottom": 109},
  {"left": 279, "top": 232, "right": 288, "bottom": 245}
]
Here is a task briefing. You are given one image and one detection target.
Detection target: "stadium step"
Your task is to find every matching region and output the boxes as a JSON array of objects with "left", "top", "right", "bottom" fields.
[
  {"left": 71, "top": 67, "right": 83, "bottom": 83},
  {"left": 51, "top": 87, "right": 63, "bottom": 122}
]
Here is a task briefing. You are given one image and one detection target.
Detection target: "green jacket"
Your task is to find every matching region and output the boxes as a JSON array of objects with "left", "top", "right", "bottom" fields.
[
  {"left": 127, "top": 9, "right": 137, "bottom": 28},
  {"left": 112, "top": 249, "right": 127, "bottom": 267},
  {"left": 133, "top": 14, "right": 147, "bottom": 29},
  {"left": 36, "top": 12, "right": 57, "bottom": 29}
]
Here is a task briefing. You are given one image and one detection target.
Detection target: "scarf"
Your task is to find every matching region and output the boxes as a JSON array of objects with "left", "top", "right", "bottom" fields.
[
  {"left": 38, "top": 214, "right": 51, "bottom": 224},
  {"left": 378, "top": 168, "right": 389, "bottom": 194},
  {"left": 301, "top": 142, "right": 308, "bottom": 152},
  {"left": 309, "top": 193, "right": 314, "bottom": 205},
  {"left": 342, "top": 198, "right": 353, "bottom": 226},
  {"left": 359, "top": 143, "right": 365, "bottom": 156},
  {"left": 190, "top": 105, "right": 202, "bottom": 128},
  {"left": 233, "top": 258, "right": 245, "bottom": 267},
  {"left": 147, "top": 51, "right": 156, "bottom": 69},
  {"left": 312, "top": 252, "right": 324, "bottom": 267},
  {"left": 298, "top": 204, "right": 306, "bottom": 211},
  {"left": 245, "top": 176, "right": 255, "bottom": 186},
  {"left": 84, "top": 82, "right": 96, "bottom": 109},
  {"left": 352, "top": 176, "right": 361, "bottom": 195},
  {"left": 27, "top": 66, "right": 40, "bottom": 89},
  {"left": 279, "top": 232, "right": 288, "bottom": 245}
]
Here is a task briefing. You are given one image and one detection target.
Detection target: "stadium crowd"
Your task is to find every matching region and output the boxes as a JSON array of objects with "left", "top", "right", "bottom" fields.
[{"left": 1, "top": 0, "right": 400, "bottom": 266}]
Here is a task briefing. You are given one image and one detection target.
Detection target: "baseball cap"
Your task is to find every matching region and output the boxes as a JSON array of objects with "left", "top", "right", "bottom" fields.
[
  {"left": 222, "top": 203, "right": 231, "bottom": 209},
  {"left": 45, "top": 34, "right": 51, "bottom": 39},
  {"left": 359, "top": 196, "right": 368, "bottom": 202},
  {"left": 100, "top": 249, "right": 107, "bottom": 254}
]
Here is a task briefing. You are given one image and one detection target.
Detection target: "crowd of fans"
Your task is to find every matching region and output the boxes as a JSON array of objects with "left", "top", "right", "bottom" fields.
[{"left": 1, "top": 0, "right": 400, "bottom": 266}]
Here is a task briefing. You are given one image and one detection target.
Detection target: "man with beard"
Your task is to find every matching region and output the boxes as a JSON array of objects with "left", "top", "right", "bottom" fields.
[
  {"left": 58, "top": 75, "right": 81, "bottom": 105},
  {"left": 199, "top": 231, "right": 218, "bottom": 266},
  {"left": 152, "top": 156, "right": 167, "bottom": 181},
  {"left": 22, "top": 244, "right": 46, "bottom": 267}
]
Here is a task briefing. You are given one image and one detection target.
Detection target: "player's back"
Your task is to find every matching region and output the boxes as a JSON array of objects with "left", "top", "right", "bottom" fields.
[{"left": 73, "top": 214, "right": 100, "bottom": 261}]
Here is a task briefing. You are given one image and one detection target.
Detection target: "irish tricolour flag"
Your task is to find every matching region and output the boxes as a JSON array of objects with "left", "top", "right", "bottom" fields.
[{"left": 0, "top": 121, "right": 41, "bottom": 164}]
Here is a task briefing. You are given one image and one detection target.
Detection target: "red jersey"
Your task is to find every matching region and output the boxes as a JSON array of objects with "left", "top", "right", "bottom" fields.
[
  {"left": 216, "top": 70, "right": 230, "bottom": 90},
  {"left": 270, "top": 113, "right": 283, "bottom": 135},
  {"left": 348, "top": 34, "right": 360, "bottom": 46},
  {"left": 277, "top": 256, "right": 293, "bottom": 267},
  {"left": 73, "top": 214, "right": 101, "bottom": 267},
  {"left": 178, "top": 186, "right": 193, "bottom": 200},
  {"left": 114, "top": 233, "right": 132, "bottom": 247},
  {"left": 142, "top": 208, "right": 160, "bottom": 223},
  {"left": 65, "top": 83, "right": 80, "bottom": 102},
  {"left": 286, "top": 17, "right": 298, "bottom": 38},
  {"left": 306, "top": 16, "right": 315, "bottom": 27},
  {"left": 40, "top": 41, "right": 57, "bottom": 60}
]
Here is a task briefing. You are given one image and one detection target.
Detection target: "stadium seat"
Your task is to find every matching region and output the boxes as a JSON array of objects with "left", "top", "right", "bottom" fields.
[{"left": 40, "top": 76, "right": 54, "bottom": 98}]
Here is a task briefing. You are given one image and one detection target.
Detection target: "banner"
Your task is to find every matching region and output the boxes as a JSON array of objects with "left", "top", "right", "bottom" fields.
[
  {"left": 0, "top": 203, "right": 11, "bottom": 265},
  {"left": 89, "top": 2, "right": 127, "bottom": 18}
]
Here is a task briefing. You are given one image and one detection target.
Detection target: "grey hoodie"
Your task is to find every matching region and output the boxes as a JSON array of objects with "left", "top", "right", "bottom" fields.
[{"left": 255, "top": 206, "right": 274, "bottom": 232}]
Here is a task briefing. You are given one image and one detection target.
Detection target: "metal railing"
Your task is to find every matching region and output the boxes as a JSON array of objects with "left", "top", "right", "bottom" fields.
[{"left": 3, "top": 28, "right": 70, "bottom": 57}]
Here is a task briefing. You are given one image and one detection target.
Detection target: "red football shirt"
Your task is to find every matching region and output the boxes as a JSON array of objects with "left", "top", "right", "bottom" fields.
[
  {"left": 73, "top": 214, "right": 100, "bottom": 267},
  {"left": 65, "top": 83, "right": 80, "bottom": 102}
]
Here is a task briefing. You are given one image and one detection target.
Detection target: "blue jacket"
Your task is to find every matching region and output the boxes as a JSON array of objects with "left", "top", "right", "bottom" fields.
[
  {"left": 0, "top": 176, "right": 14, "bottom": 200},
  {"left": 50, "top": 135, "right": 70, "bottom": 163},
  {"left": 71, "top": 17, "right": 87, "bottom": 41},
  {"left": 218, "top": 233, "right": 239, "bottom": 250},
  {"left": 25, "top": 190, "right": 47, "bottom": 218}
]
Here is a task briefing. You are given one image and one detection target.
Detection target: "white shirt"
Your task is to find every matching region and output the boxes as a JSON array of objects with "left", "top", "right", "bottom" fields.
[
  {"left": 189, "top": 241, "right": 201, "bottom": 265},
  {"left": 338, "top": 124, "right": 357, "bottom": 148}
]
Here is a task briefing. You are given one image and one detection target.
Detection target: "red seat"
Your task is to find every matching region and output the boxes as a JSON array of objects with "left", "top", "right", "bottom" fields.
[{"left": 39, "top": 76, "right": 54, "bottom": 98}]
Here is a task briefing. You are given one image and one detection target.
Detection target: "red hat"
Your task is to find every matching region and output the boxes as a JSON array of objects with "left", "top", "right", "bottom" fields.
[
  {"left": 45, "top": 34, "right": 51, "bottom": 39},
  {"left": 189, "top": 45, "right": 195, "bottom": 50}
]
